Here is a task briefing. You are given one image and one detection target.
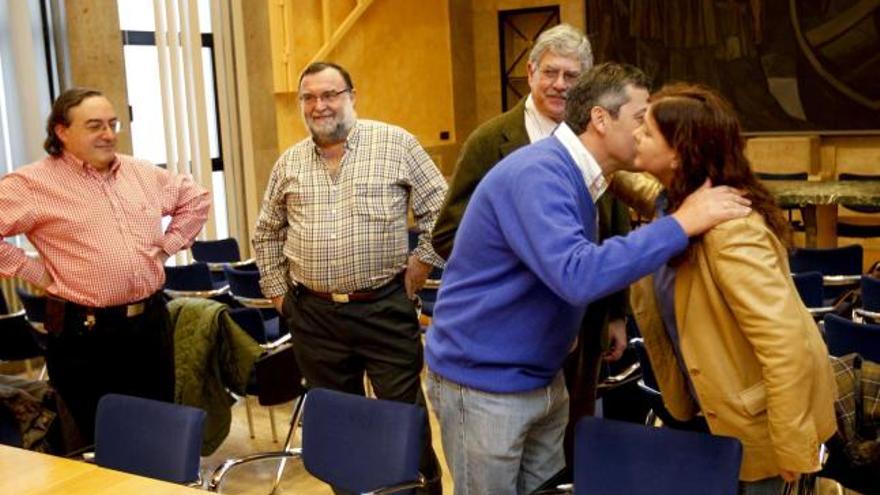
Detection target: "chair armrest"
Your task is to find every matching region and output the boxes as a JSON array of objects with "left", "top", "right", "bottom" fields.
[
  {"left": 205, "top": 258, "right": 256, "bottom": 271},
  {"left": 164, "top": 285, "right": 230, "bottom": 299},
  {"left": 232, "top": 295, "right": 275, "bottom": 309},
  {"left": 261, "top": 333, "right": 291, "bottom": 351},
  {"left": 807, "top": 306, "right": 835, "bottom": 317},
  {"left": 823, "top": 274, "right": 861, "bottom": 286},
  {"left": 369, "top": 473, "right": 433, "bottom": 495},
  {"left": 0, "top": 309, "right": 26, "bottom": 320},
  {"left": 596, "top": 362, "right": 641, "bottom": 392},
  {"left": 854, "top": 307, "right": 880, "bottom": 324}
]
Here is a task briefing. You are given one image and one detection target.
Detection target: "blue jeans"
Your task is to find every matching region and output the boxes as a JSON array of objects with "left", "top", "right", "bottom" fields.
[
  {"left": 740, "top": 476, "right": 786, "bottom": 495},
  {"left": 427, "top": 370, "right": 568, "bottom": 495}
]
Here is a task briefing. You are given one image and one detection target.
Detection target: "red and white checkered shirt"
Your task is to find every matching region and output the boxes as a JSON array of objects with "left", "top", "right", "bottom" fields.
[{"left": 0, "top": 152, "right": 210, "bottom": 307}]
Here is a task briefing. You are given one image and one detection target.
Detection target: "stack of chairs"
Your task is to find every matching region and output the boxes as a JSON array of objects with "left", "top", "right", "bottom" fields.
[
  {"left": 823, "top": 314, "right": 880, "bottom": 363},
  {"left": 163, "top": 262, "right": 232, "bottom": 303},
  {"left": 191, "top": 238, "right": 256, "bottom": 286},
  {"left": 789, "top": 245, "right": 863, "bottom": 304},
  {"left": 791, "top": 271, "right": 835, "bottom": 320}
]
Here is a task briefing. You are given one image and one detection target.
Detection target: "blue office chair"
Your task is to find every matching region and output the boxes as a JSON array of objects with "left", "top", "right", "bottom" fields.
[
  {"left": 791, "top": 271, "right": 835, "bottom": 320},
  {"left": 94, "top": 393, "right": 206, "bottom": 484},
  {"left": 630, "top": 337, "right": 708, "bottom": 433},
  {"left": 191, "top": 238, "right": 256, "bottom": 285},
  {"left": 854, "top": 275, "right": 880, "bottom": 323},
  {"left": 302, "top": 388, "right": 433, "bottom": 494},
  {"left": 823, "top": 314, "right": 880, "bottom": 363},
  {"left": 573, "top": 417, "right": 742, "bottom": 495},
  {"left": 836, "top": 173, "right": 880, "bottom": 238},
  {"left": 164, "top": 262, "right": 231, "bottom": 300},
  {"left": 789, "top": 245, "right": 863, "bottom": 302},
  {"left": 224, "top": 266, "right": 282, "bottom": 326}
]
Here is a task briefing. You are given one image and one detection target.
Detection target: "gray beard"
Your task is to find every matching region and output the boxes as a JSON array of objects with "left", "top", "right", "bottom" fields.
[{"left": 311, "top": 120, "right": 352, "bottom": 146}]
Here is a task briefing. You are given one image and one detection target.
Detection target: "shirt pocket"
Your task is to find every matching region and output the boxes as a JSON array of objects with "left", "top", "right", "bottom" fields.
[
  {"left": 119, "top": 196, "right": 163, "bottom": 242},
  {"left": 354, "top": 183, "right": 395, "bottom": 221}
]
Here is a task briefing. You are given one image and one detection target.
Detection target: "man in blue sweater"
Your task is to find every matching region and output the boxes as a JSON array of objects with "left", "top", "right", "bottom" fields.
[{"left": 425, "top": 63, "right": 752, "bottom": 494}]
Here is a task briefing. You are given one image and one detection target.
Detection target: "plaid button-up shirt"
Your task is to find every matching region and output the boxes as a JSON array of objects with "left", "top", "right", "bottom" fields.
[{"left": 253, "top": 120, "right": 447, "bottom": 297}]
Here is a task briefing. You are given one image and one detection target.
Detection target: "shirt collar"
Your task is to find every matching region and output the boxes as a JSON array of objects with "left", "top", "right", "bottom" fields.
[
  {"left": 553, "top": 123, "right": 608, "bottom": 201},
  {"left": 524, "top": 94, "right": 559, "bottom": 143},
  {"left": 60, "top": 151, "right": 121, "bottom": 177}
]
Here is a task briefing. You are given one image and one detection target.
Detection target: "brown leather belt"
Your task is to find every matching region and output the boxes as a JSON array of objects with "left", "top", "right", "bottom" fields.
[
  {"left": 300, "top": 274, "right": 403, "bottom": 304},
  {"left": 45, "top": 293, "right": 157, "bottom": 334}
]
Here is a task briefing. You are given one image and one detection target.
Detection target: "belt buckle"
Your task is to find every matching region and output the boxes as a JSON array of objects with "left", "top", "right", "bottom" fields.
[
  {"left": 126, "top": 302, "right": 146, "bottom": 317},
  {"left": 331, "top": 293, "right": 350, "bottom": 303}
]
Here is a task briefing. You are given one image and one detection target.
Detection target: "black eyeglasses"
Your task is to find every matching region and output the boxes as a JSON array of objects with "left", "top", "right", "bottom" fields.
[{"left": 298, "top": 89, "right": 351, "bottom": 106}]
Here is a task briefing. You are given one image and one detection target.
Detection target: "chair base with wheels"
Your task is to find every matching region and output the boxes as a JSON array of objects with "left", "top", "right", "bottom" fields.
[{"left": 208, "top": 342, "right": 307, "bottom": 493}]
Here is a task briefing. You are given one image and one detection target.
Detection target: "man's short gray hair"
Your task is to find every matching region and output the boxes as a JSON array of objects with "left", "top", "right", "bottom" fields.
[{"left": 528, "top": 23, "right": 593, "bottom": 72}]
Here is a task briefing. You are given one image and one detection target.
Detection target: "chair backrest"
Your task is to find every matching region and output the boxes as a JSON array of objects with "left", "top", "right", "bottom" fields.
[
  {"left": 789, "top": 245, "right": 863, "bottom": 277},
  {"left": 574, "top": 417, "right": 742, "bottom": 495},
  {"left": 302, "top": 388, "right": 426, "bottom": 494},
  {"left": 228, "top": 307, "right": 268, "bottom": 344},
  {"left": 191, "top": 238, "right": 242, "bottom": 263},
  {"left": 15, "top": 288, "right": 46, "bottom": 323},
  {"left": 861, "top": 275, "right": 880, "bottom": 312},
  {"left": 224, "top": 266, "right": 265, "bottom": 299},
  {"left": 823, "top": 314, "right": 880, "bottom": 363},
  {"left": 792, "top": 271, "right": 825, "bottom": 308},
  {"left": 254, "top": 343, "right": 307, "bottom": 406},
  {"left": 94, "top": 394, "right": 206, "bottom": 484},
  {"left": 164, "top": 262, "right": 214, "bottom": 291},
  {"left": 838, "top": 173, "right": 880, "bottom": 214},
  {"left": 755, "top": 171, "right": 808, "bottom": 181}
]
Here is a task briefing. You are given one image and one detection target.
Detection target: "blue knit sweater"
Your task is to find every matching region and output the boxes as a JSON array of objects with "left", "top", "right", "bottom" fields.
[{"left": 425, "top": 136, "right": 688, "bottom": 393}]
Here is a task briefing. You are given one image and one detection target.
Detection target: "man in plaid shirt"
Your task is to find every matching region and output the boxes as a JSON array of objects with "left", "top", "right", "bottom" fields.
[{"left": 253, "top": 61, "right": 446, "bottom": 494}]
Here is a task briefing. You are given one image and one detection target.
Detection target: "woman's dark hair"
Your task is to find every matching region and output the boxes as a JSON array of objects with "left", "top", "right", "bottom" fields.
[
  {"left": 44, "top": 87, "right": 104, "bottom": 156},
  {"left": 651, "top": 83, "right": 792, "bottom": 247}
]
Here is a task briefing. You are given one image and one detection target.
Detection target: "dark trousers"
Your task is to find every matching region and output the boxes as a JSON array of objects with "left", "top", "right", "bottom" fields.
[
  {"left": 283, "top": 282, "right": 442, "bottom": 495},
  {"left": 45, "top": 292, "right": 174, "bottom": 449}
]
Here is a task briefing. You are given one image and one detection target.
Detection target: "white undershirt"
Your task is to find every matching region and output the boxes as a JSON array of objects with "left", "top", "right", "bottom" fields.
[{"left": 523, "top": 94, "right": 559, "bottom": 143}]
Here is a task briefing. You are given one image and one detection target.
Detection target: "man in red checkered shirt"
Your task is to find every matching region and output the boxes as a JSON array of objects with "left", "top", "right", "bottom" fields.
[{"left": 0, "top": 88, "right": 210, "bottom": 447}]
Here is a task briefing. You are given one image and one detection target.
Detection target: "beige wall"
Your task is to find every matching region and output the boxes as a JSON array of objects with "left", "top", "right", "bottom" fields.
[
  {"left": 470, "top": 0, "right": 584, "bottom": 125},
  {"left": 271, "top": 0, "right": 457, "bottom": 155}
]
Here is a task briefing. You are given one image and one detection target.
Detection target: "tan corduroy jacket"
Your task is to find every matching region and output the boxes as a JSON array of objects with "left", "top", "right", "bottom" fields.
[{"left": 631, "top": 212, "right": 838, "bottom": 481}]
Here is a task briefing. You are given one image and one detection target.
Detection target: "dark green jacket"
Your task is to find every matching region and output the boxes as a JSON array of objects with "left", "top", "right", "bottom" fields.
[
  {"left": 170, "top": 298, "right": 262, "bottom": 455},
  {"left": 431, "top": 98, "right": 630, "bottom": 321}
]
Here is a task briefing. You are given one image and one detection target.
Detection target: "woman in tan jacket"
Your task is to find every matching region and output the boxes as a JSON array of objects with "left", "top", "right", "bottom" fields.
[{"left": 629, "top": 83, "right": 837, "bottom": 494}]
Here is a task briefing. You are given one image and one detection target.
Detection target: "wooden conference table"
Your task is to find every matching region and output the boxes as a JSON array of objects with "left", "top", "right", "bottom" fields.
[
  {"left": 0, "top": 444, "right": 205, "bottom": 495},
  {"left": 762, "top": 180, "right": 880, "bottom": 248}
]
